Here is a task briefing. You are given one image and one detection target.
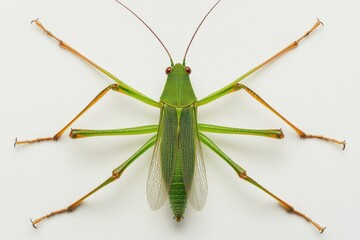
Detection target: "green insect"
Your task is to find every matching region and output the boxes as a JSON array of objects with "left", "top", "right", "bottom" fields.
[{"left": 16, "top": 0, "right": 345, "bottom": 232}]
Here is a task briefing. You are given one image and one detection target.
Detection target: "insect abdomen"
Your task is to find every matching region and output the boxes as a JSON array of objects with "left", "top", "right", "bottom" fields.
[{"left": 169, "top": 157, "right": 187, "bottom": 221}]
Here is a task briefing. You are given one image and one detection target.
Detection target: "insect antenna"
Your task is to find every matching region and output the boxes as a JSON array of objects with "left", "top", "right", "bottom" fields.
[
  {"left": 182, "top": 0, "right": 221, "bottom": 66},
  {"left": 114, "top": 0, "right": 174, "bottom": 66}
]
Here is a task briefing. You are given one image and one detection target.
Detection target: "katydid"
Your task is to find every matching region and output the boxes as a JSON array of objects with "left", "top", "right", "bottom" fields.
[{"left": 15, "top": 0, "right": 345, "bottom": 232}]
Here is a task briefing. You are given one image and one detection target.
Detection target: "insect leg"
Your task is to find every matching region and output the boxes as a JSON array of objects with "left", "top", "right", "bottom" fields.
[
  {"left": 30, "top": 135, "right": 157, "bottom": 228},
  {"left": 70, "top": 125, "right": 158, "bottom": 139},
  {"left": 15, "top": 84, "right": 154, "bottom": 145},
  {"left": 236, "top": 84, "right": 345, "bottom": 148},
  {"left": 31, "top": 19, "right": 159, "bottom": 107},
  {"left": 198, "top": 19, "right": 323, "bottom": 106},
  {"left": 198, "top": 123, "right": 284, "bottom": 139},
  {"left": 199, "top": 133, "right": 326, "bottom": 233}
]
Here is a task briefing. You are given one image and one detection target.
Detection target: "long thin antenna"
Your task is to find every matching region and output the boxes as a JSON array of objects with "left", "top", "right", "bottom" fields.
[
  {"left": 114, "top": 0, "right": 174, "bottom": 66},
  {"left": 183, "top": 0, "right": 221, "bottom": 65}
]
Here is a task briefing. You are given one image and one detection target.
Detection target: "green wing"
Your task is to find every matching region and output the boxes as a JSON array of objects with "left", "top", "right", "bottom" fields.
[
  {"left": 180, "top": 105, "right": 208, "bottom": 210},
  {"left": 147, "top": 104, "right": 207, "bottom": 210},
  {"left": 147, "top": 105, "right": 177, "bottom": 210}
]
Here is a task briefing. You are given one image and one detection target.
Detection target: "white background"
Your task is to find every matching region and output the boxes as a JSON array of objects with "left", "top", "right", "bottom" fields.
[{"left": 1, "top": 0, "right": 359, "bottom": 239}]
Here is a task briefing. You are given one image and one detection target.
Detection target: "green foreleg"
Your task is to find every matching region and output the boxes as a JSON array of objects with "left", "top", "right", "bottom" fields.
[
  {"left": 198, "top": 123, "right": 283, "bottom": 139},
  {"left": 70, "top": 125, "right": 158, "bottom": 138}
]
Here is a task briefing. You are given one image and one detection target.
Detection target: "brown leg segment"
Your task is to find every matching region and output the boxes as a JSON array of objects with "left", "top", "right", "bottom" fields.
[
  {"left": 15, "top": 84, "right": 121, "bottom": 145},
  {"left": 249, "top": 19, "right": 324, "bottom": 74},
  {"left": 242, "top": 174, "right": 326, "bottom": 233},
  {"left": 31, "top": 19, "right": 108, "bottom": 75},
  {"left": 237, "top": 84, "right": 346, "bottom": 149},
  {"left": 31, "top": 176, "right": 116, "bottom": 228}
]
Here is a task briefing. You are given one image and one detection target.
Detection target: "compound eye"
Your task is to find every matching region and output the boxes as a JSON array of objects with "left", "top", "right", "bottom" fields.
[
  {"left": 185, "top": 66, "right": 192, "bottom": 74},
  {"left": 165, "top": 67, "right": 172, "bottom": 75}
]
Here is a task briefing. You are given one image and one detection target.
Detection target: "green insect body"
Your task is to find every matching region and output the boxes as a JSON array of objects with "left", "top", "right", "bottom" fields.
[
  {"left": 16, "top": 0, "right": 345, "bottom": 233},
  {"left": 147, "top": 64, "right": 206, "bottom": 220}
]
